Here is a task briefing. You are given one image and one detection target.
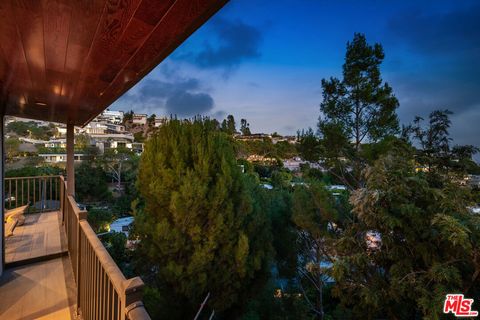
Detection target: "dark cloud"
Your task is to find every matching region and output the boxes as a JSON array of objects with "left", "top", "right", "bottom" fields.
[
  {"left": 113, "top": 77, "right": 215, "bottom": 117},
  {"left": 385, "top": 3, "right": 480, "bottom": 147},
  {"left": 139, "top": 78, "right": 200, "bottom": 99},
  {"left": 175, "top": 18, "right": 262, "bottom": 70},
  {"left": 165, "top": 92, "right": 214, "bottom": 116},
  {"left": 388, "top": 5, "right": 480, "bottom": 55}
]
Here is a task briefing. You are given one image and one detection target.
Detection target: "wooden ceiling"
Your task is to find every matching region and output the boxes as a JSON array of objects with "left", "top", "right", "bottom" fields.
[{"left": 0, "top": 0, "right": 227, "bottom": 126}]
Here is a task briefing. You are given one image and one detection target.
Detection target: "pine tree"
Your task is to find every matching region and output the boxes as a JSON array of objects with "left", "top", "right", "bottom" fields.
[
  {"left": 221, "top": 114, "right": 237, "bottom": 135},
  {"left": 240, "top": 118, "right": 251, "bottom": 135},
  {"left": 297, "top": 128, "right": 322, "bottom": 163},
  {"left": 408, "top": 109, "right": 479, "bottom": 176},
  {"left": 318, "top": 33, "right": 399, "bottom": 188},
  {"left": 133, "top": 118, "right": 272, "bottom": 318}
]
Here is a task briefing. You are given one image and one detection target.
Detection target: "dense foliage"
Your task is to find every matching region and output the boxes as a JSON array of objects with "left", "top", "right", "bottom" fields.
[
  {"left": 75, "top": 161, "right": 111, "bottom": 203},
  {"left": 133, "top": 118, "right": 273, "bottom": 318},
  {"left": 5, "top": 165, "right": 64, "bottom": 178},
  {"left": 332, "top": 145, "right": 480, "bottom": 319},
  {"left": 6, "top": 120, "right": 56, "bottom": 140}
]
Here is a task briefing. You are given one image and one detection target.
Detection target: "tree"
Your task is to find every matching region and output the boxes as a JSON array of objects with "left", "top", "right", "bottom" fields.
[
  {"left": 6, "top": 165, "right": 64, "bottom": 178},
  {"left": 5, "top": 137, "right": 20, "bottom": 161},
  {"left": 274, "top": 140, "right": 298, "bottom": 159},
  {"left": 408, "top": 109, "right": 479, "bottom": 176},
  {"left": 133, "top": 118, "right": 272, "bottom": 318},
  {"left": 318, "top": 33, "right": 399, "bottom": 188},
  {"left": 240, "top": 118, "right": 251, "bottom": 135},
  {"left": 123, "top": 110, "right": 134, "bottom": 124},
  {"left": 221, "top": 114, "right": 236, "bottom": 135},
  {"left": 6, "top": 121, "right": 55, "bottom": 140},
  {"left": 75, "top": 162, "right": 111, "bottom": 203},
  {"left": 114, "top": 155, "right": 140, "bottom": 215},
  {"left": 147, "top": 114, "right": 156, "bottom": 127},
  {"left": 103, "top": 232, "right": 128, "bottom": 263},
  {"left": 87, "top": 207, "right": 114, "bottom": 233},
  {"left": 297, "top": 128, "right": 322, "bottom": 162},
  {"left": 271, "top": 170, "right": 292, "bottom": 189},
  {"left": 133, "top": 131, "right": 145, "bottom": 143},
  {"left": 331, "top": 146, "right": 480, "bottom": 319},
  {"left": 100, "top": 147, "right": 135, "bottom": 191},
  {"left": 75, "top": 133, "right": 91, "bottom": 149},
  {"left": 292, "top": 182, "right": 342, "bottom": 320}
]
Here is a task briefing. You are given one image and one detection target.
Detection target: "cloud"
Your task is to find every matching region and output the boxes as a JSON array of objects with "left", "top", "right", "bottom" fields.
[
  {"left": 385, "top": 3, "right": 480, "bottom": 147},
  {"left": 112, "top": 77, "right": 215, "bottom": 117},
  {"left": 211, "top": 110, "right": 226, "bottom": 120},
  {"left": 165, "top": 91, "right": 214, "bottom": 116},
  {"left": 139, "top": 78, "right": 200, "bottom": 99},
  {"left": 388, "top": 5, "right": 480, "bottom": 55},
  {"left": 175, "top": 18, "right": 262, "bottom": 70}
]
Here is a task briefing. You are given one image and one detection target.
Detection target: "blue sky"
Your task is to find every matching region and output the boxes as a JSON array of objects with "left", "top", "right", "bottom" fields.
[{"left": 112, "top": 0, "right": 480, "bottom": 151}]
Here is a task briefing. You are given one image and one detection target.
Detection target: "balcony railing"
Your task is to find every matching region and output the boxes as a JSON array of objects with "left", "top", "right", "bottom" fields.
[
  {"left": 58, "top": 176, "right": 151, "bottom": 320},
  {"left": 4, "top": 174, "right": 151, "bottom": 319},
  {"left": 5, "top": 175, "right": 61, "bottom": 212}
]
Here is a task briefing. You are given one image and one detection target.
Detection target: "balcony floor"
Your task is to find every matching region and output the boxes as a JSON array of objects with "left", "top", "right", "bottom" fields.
[
  {"left": 1, "top": 210, "right": 76, "bottom": 319},
  {"left": 0, "top": 256, "right": 76, "bottom": 319},
  {"left": 5, "top": 211, "right": 67, "bottom": 263}
]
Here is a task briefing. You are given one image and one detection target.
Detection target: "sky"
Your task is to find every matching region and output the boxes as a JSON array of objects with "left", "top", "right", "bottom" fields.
[{"left": 111, "top": 0, "right": 480, "bottom": 153}]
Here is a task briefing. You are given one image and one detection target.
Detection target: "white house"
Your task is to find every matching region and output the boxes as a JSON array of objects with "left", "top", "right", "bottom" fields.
[
  {"left": 132, "top": 114, "right": 147, "bottom": 125},
  {"left": 84, "top": 122, "right": 108, "bottom": 135},
  {"left": 39, "top": 153, "right": 89, "bottom": 163},
  {"left": 95, "top": 110, "right": 124, "bottom": 124},
  {"left": 44, "top": 139, "right": 67, "bottom": 148}
]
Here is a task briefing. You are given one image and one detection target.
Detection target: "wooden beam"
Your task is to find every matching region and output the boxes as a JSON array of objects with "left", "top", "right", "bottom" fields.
[{"left": 66, "top": 123, "right": 75, "bottom": 196}]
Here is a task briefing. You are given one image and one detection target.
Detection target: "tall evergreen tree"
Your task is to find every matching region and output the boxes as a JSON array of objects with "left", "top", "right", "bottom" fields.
[
  {"left": 297, "top": 128, "right": 322, "bottom": 163},
  {"left": 221, "top": 114, "right": 237, "bottom": 135},
  {"left": 318, "top": 33, "right": 399, "bottom": 188},
  {"left": 240, "top": 118, "right": 251, "bottom": 135},
  {"left": 408, "top": 109, "right": 479, "bottom": 176},
  {"left": 133, "top": 118, "right": 272, "bottom": 318}
]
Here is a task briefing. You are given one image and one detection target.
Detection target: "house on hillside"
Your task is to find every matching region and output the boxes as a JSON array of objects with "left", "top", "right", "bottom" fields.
[
  {"left": 132, "top": 114, "right": 147, "bottom": 126},
  {"left": 154, "top": 117, "right": 168, "bottom": 127},
  {"left": 96, "top": 110, "right": 124, "bottom": 124},
  {"left": 39, "top": 153, "right": 89, "bottom": 163}
]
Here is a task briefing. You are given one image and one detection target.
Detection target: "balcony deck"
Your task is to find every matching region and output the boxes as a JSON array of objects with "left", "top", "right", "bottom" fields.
[
  {"left": 0, "top": 257, "right": 76, "bottom": 319},
  {"left": 1, "top": 176, "right": 150, "bottom": 319},
  {"left": 1, "top": 211, "right": 76, "bottom": 319},
  {"left": 5, "top": 211, "right": 67, "bottom": 264}
]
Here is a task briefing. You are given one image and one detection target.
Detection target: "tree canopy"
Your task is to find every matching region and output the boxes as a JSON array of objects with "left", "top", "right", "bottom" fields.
[
  {"left": 318, "top": 33, "right": 400, "bottom": 187},
  {"left": 331, "top": 145, "right": 480, "bottom": 319},
  {"left": 133, "top": 117, "right": 272, "bottom": 318}
]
